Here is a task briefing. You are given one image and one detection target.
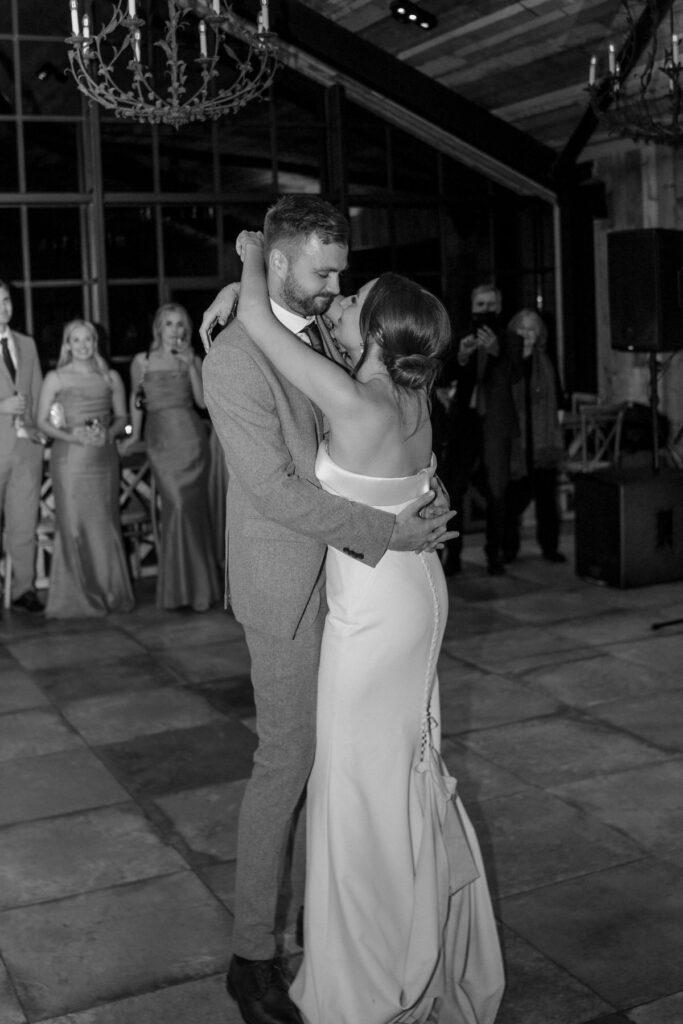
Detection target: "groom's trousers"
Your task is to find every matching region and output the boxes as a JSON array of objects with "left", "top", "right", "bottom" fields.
[{"left": 233, "top": 606, "right": 325, "bottom": 960}]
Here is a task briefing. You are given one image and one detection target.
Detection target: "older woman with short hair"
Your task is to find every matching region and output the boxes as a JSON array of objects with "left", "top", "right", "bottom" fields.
[{"left": 503, "top": 308, "right": 566, "bottom": 564}]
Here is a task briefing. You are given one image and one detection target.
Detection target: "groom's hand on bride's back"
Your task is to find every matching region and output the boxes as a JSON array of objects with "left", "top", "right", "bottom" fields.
[{"left": 389, "top": 491, "right": 459, "bottom": 554}]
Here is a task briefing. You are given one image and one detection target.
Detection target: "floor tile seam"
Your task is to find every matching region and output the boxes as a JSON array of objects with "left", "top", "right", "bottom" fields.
[
  {"left": 0, "top": 947, "right": 25, "bottom": 1019},
  {"left": 0, "top": 797, "right": 146, "bottom": 836},
  {"left": 547, "top": 751, "right": 683, "bottom": 795},
  {"left": 0, "top": 859, "right": 204, "bottom": 915},
  {"left": 496, "top": 851, "right": 678, "bottom": 910},
  {"left": 496, "top": 919, "right": 621, "bottom": 1015},
  {"left": 491, "top": 850, "right": 652, "bottom": 903},
  {"left": 464, "top": 786, "right": 668, "bottom": 857},
  {"left": 621, "top": 989, "right": 683, "bottom": 1018},
  {"left": 451, "top": 704, "right": 607, "bottom": 740},
  {"left": 544, "top": 789, "right": 683, "bottom": 861},
  {"left": 516, "top": 683, "right": 683, "bottom": 714},
  {"left": 56, "top": 680, "right": 225, "bottom": 717},
  {"left": 575, "top": 707, "right": 683, "bottom": 757},
  {"left": 601, "top": 627, "right": 683, "bottom": 654},
  {"left": 441, "top": 705, "right": 575, "bottom": 739},
  {"left": 453, "top": 744, "right": 679, "bottom": 791},
  {"left": 136, "top": 792, "right": 232, "bottom": 871},
  {"left": 0, "top": 865, "right": 215, "bottom": 918},
  {"left": 456, "top": 701, "right": 680, "bottom": 747},
  {"left": 32, "top": 969, "right": 233, "bottom": 1023}
]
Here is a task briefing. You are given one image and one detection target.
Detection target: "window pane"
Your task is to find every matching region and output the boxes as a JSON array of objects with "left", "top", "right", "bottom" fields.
[
  {"left": 215, "top": 95, "right": 280, "bottom": 196},
  {"left": 163, "top": 205, "right": 218, "bottom": 277},
  {"left": 28, "top": 207, "right": 82, "bottom": 280},
  {"left": 107, "top": 283, "right": 159, "bottom": 363},
  {"left": 18, "top": 5, "right": 64, "bottom": 34},
  {"left": 0, "top": 41, "right": 16, "bottom": 114},
  {"left": 158, "top": 122, "right": 215, "bottom": 194},
  {"left": 21, "top": 41, "right": 82, "bottom": 118},
  {"left": 0, "top": 209, "right": 23, "bottom": 280},
  {"left": 345, "top": 105, "right": 389, "bottom": 196},
  {"left": 24, "top": 122, "right": 82, "bottom": 192},
  {"left": 101, "top": 120, "right": 155, "bottom": 193},
  {"left": 390, "top": 126, "right": 438, "bottom": 195},
  {"left": 105, "top": 206, "right": 158, "bottom": 278},
  {"left": 33, "top": 286, "right": 85, "bottom": 368},
  {"left": 0, "top": 4, "right": 11, "bottom": 33}
]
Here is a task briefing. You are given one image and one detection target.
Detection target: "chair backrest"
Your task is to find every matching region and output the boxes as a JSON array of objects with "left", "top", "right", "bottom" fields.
[{"left": 578, "top": 404, "right": 626, "bottom": 471}]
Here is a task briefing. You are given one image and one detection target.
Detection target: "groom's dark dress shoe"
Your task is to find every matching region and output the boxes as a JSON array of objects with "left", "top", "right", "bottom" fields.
[{"left": 226, "top": 955, "right": 303, "bottom": 1024}]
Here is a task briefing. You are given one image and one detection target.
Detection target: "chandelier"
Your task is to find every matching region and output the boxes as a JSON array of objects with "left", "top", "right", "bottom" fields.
[
  {"left": 587, "top": 0, "right": 683, "bottom": 145},
  {"left": 66, "top": 0, "right": 279, "bottom": 130}
]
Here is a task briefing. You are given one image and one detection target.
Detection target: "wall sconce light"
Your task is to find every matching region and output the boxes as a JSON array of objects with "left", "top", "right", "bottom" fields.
[{"left": 389, "top": 1, "right": 437, "bottom": 31}]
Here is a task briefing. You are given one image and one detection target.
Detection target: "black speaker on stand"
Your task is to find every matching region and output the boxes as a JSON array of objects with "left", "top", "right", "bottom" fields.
[
  {"left": 608, "top": 228, "right": 683, "bottom": 474},
  {"left": 573, "top": 230, "right": 683, "bottom": 589}
]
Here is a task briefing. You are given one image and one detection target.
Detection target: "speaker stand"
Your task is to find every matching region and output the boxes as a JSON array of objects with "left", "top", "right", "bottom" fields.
[{"left": 649, "top": 352, "right": 661, "bottom": 475}]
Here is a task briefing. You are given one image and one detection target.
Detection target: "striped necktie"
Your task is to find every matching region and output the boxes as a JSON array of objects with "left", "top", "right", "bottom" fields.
[
  {"left": 302, "top": 321, "right": 324, "bottom": 354},
  {"left": 0, "top": 335, "right": 15, "bottom": 383}
]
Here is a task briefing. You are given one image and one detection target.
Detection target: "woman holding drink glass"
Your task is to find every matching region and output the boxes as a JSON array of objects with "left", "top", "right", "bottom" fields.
[
  {"left": 37, "top": 319, "right": 134, "bottom": 618},
  {"left": 124, "top": 303, "right": 220, "bottom": 611}
]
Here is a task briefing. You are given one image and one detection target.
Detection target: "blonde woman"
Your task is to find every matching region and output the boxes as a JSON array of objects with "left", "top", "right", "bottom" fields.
[
  {"left": 37, "top": 319, "right": 134, "bottom": 617},
  {"left": 124, "top": 303, "right": 220, "bottom": 611}
]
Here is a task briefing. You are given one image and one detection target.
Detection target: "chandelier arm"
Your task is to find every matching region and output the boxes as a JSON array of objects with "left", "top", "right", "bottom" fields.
[{"left": 65, "top": 0, "right": 278, "bottom": 129}]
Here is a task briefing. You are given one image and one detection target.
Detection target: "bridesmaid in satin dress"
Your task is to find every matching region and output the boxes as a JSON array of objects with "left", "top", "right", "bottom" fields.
[
  {"left": 37, "top": 319, "right": 134, "bottom": 618},
  {"left": 125, "top": 303, "right": 220, "bottom": 611}
]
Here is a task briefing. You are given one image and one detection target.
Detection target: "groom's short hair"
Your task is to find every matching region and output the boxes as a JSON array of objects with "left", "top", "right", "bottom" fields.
[{"left": 263, "top": 195, "right": 349, "bottom": 260}]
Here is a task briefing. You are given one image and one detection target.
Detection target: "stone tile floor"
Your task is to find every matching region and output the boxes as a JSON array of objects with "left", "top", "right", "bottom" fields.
[{"left": 1, "top": 526, "right": 682, "bottom": 1023}]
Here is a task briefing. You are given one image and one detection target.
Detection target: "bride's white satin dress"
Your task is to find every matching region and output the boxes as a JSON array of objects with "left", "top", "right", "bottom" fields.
[{"left": 290, "top": 444, "right": 505, "bottom": 1024}]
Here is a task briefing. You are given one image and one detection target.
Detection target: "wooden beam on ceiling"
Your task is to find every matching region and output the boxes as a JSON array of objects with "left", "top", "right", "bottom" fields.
[{"left": 273, "top": 0, "right": 561, "bottom": 203}]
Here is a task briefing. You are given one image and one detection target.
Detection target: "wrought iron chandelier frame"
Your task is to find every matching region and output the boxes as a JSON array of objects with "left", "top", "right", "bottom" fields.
[
  {"left": 586, "top": 0, "right": 683, "bottom": 145},
  {"left": 66, "top": 0, "right": 279, "bottom": 130}
]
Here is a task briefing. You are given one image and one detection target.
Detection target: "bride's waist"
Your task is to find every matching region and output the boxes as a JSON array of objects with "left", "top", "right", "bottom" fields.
[{"left": 315, "top": 447, "right": 433, "bottom": 508}]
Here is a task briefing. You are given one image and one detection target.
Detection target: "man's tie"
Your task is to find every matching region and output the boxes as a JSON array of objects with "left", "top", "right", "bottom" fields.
[
  {"left": 301, "top": 321, "right": 325, "bottom": 354},
  {"left": 0, "top": 335, "right": 15, "bottom": 383}
]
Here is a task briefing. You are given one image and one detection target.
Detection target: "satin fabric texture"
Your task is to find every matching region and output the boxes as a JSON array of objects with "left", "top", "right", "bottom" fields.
[
  {"left": 143, "top": 369, "right": 221, "bottom": 611},
  {"left": 46, "top": 376, "right": 134, "bottom": 618},
  {"left": 290, "top": 444, "right": 504, "bottom": 1024}
]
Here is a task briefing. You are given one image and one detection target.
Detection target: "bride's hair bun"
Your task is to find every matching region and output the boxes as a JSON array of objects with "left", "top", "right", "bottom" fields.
[
  {"left": 383, "top": 352, "right": 441, "bottom": 391},
  {"left": 358, "top": 273, "right": 451, "bottom": 392}
]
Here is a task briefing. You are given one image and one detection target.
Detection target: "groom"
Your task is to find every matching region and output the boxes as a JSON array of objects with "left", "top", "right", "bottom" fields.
[{"left": 202, "top": 196, "right": 454, "bottom": 1024}]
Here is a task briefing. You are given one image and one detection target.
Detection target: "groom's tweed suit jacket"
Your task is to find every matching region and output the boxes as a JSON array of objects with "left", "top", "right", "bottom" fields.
[{"left": 203, "top": 316, "right": 393, "bottom": 640}]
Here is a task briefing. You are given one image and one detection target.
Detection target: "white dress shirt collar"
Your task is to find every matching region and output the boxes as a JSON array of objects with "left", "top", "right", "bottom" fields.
[{"left": 270, "top": 299, "right": 313, "bottom": 336}]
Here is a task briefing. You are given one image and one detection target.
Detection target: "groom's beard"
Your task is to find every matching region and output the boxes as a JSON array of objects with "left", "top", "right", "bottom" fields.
[{"left": 281, "top": 274, "right": 336, "bottom": 318}]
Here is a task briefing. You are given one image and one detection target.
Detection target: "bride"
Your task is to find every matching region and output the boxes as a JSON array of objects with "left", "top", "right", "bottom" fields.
[{"left": 231, "top": 231, "right": 504, "bottom": 1024}]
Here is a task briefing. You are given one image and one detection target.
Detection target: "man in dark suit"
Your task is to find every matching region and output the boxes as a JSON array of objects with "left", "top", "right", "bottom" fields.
[
  {"left": 440, "top": 283, "right": 522, "bottom": 576},
  {"left": 0, "top": 280, "right": 44, "bottom": 612}
]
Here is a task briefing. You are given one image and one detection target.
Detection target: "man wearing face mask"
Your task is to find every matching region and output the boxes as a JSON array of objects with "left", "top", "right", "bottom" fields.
[{"left": 440, "top": 283, "right": 523, "bottom": 576}]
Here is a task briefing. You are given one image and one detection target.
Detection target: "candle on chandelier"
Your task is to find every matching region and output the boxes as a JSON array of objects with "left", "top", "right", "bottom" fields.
[
  {"left": 674, "top": 34, "right": 680, "bottom": 66},
  {"left": 82, "top": 13, "right": 90, "bottom": 38},
  {"left": 199, "top": 20, "right": 208, "bottom": 57},
  {"left": 212, "top": 0, "right": 220, "bottom": 13},
  {"left": 127, "top": 0, "right": 136, "bottom": 18},
  {"left": 69, "top": 0, "right": 79, "bottom": 36},
  {"left": 260, "top": 0, "right": 270, "bottom": 32},
  {"left": 133, "top": 28, "right": 141, "bottom": 62},
  {"left": 589, "top": 55, "right": 597, "bottom": 86},
  {"left": 608, "top": 43, "right": 616, "bottom": 75}
]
